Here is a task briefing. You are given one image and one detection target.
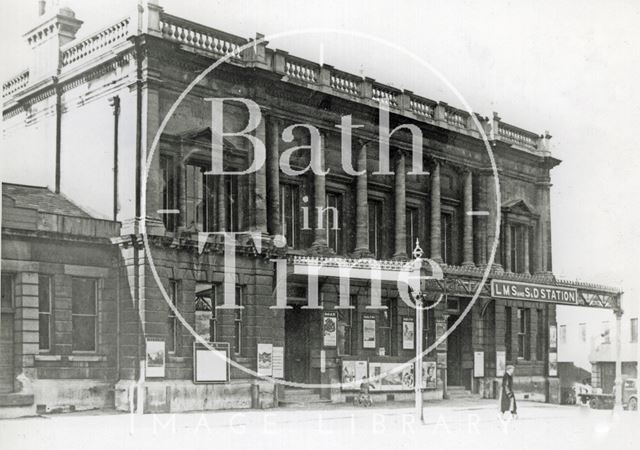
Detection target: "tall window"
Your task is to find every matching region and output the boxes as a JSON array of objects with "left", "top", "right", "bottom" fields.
[
  {"left": 38, "top": 275, "right": 53, "bottom": 351},
  {"left": 559, "top": 324, "right": 567, "bottom": 344},
  {"left": 510, "top": 224, "right": 530, "bottom": 273},
  {"left": 406, "top": 207, "right": 419, "bottom": 256},
  {"left": 185, "top": 164, "right": 217, "bottom": 232},
  {"left": 441, "top": 213, "right": 453, "bottom": 264},
  {"left": 505, "top": 306, "right": 512, "bottom": 361},
  {"left": 378, "top": 298, "right": 395, "bottom": 356},
  {"left": 71, "top": 278, "right": 98, "bottom": 352},
  {"left": 1, "top": 274, "right": 13, "bottom": 310},
  {"left": 337, "top": 296, "right": 354, "bottom": 355},
  {"left": 325, "top": 192, "right": 343, "bottom": 253},
  {"left": 517, "top": 308, "right": 531, "bottom": 360},
  {"left": 234, "top": 286, "right": 244, "bottom": 355},
  {"left": 160, "top": 155, "right": 178, "bottom": 231},
  {"left": 536, "top": 309, "right": 544, "bottom": 361},
  {"left": 630, "top": 318, "right": 638, "bottom": 343},
  {"left": 601, "top": 321, "right": 611, "bottom": 344},
  {"left": 167, "top": 280, "right": 179, "bottom": 354},
  {"left": 369, "top": 200, "right": 383, "bottom": 258},
  {"left": 280, "top": 183, "right": 299, "bottom": 248},
  {"left": 195, "top": 283, "right": 217, "bottom": 342},
  {"left": 579, "top": 323, "right": 587, "bottom": 342},
  {"left": 225, "top": 176, "right": 239, "bottom": 231}
]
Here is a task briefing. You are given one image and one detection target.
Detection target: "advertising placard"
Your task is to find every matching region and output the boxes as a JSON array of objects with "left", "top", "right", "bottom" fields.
[
  {"left": 145, "top": 338, "right": 166, "bottom": 378},
  {"left": 496, "top": 350, "right": 506, "bottom": 377},
  {"left": 323, "top": 311, "right": 337, "bottom": 347},
  {"left": 257, "top": 343, "right": 273, "bottom": 376},
  {"left": 550, "top": 324, "right": 557, "bottom": 349},
  {"left": 402, "top": 317, "right": 415, "bottom": 350},
  {"left": 474, "top": 351, "right": 484, "bottom": 377},
  {"left": 363, "top": 316, "right": 376, "bottom": 349},
  {"left": 272, "top": 346, "right": 284, "bottom": 378},
  {"left": 193, "top": 343, "right": 229, "bottom": 383},
  {"left": 549, "top": 352, "right": 558, "bottom": 377}
]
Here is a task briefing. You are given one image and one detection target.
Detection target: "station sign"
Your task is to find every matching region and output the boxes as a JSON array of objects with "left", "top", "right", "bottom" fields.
[{"left": 491, "top": 280, "right": 578, "bottom": 304}]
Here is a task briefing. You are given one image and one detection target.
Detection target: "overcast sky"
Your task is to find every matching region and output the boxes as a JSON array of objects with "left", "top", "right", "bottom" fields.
[{"left": 2, "top": 0, "right": 639, "bottom": 315}]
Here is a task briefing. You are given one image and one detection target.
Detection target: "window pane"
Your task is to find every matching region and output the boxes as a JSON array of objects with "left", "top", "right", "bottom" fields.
[
  {"left": 72, "top": 316, "right": 96, "bottom": 351},
  {"left": 39, "top": 314, "right": 50, "bottom": 350},
  {"left": 39, "top": 276, "right": 51, "bottom": 313},
  {"left": 1, "top": 274, "right": 14, "bottom": 309},
  {"left": 72, "top": 278, "right": 96, "bottom": 315}
]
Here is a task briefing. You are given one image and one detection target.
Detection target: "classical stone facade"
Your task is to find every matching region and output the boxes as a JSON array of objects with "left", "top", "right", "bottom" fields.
[{"left": 1, "top": 1, "right": 621, "bottom": 415}]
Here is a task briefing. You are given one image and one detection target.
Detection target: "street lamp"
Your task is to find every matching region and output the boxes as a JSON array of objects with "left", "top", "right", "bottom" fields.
[{"left": 409, "top": 239, "right": 427, "bottom": 423}]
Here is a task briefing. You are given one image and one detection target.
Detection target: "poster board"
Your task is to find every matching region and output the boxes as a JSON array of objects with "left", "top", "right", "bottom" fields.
[
  {"left": 193, "top": 342, "right": 229, "bottom": 383},
  {"left": 474, "top": 351, "right": 484, "bottom": 377},
  {"left": 145, "top": 338, "right": 166, "bottom": 378},
  {"left": 496, "top": 350, "right": 506, "bottom": 377},
  {"left": 363, "top": 316, "right": 376, "bottom": 349},
  {"left": 549, "top": 324, "right": 557, "bottom": 349},
  {"left": 549, "top": 352, "right": 558, "bottom": 377},
  {"left": 424, "top": 361, "right": 437, "bottom": 389},
  {"left": 368, "top": 361, "right": 437, "bottom": 391},
  {"left": 402, "top": 317, "right": 415, "bottom": 350},
  {"left": 272, "top": 346, "right": 284, "bottom": 378},
  {"left": 323, "top": 311, "right": 337, "bottom": 347},
  {"left": 341, "top": 360, "right": 368, "bottom": 390},
  {"left": 257, "top": 343, "right": 273, "bottom": 376}
]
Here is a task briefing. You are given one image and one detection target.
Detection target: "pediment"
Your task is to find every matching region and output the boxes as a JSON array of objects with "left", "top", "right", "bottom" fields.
[{"left": 502, "top": 198, "right": 537, "bottom": 216}]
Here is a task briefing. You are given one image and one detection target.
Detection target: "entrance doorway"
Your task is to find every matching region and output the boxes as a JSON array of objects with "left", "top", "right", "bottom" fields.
[
  {"left": 1, "top": 275, "right": 15, "bottom": 393},
  {"left": 285, "top": 306, "right": 310, "bottom": 383},
  {"left": 447, "top": 315, "right": 463, "bottom": 387}
]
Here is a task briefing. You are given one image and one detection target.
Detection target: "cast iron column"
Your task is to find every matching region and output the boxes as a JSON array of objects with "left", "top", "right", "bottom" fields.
[
  {"left": 354, "top": 140, "right": 370, "bottom": 257},
  {"left": 462, "top": 169, "right": 474, "bottom": 266},
  {"left": 430, "top": 161, "right": 442, "bottom": 263},
  {"left": 266, "top": 115, "right": 282, "bottom": 236},
  {"left": 312, "top": 132, "right": 327, "bottom": 247},
  {"left": 393, "top": 151, "right": 407, "bottom": 259}
]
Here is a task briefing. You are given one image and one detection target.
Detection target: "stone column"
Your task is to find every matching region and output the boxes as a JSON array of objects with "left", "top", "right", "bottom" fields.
[
  {"left": 393, "top": 151, "right": 407, "bottom": 259},
  {"left": 430, "top": 161, "right": 442, "bottom": 263},
  {"left": 217, "top": 175, "right": 226, "bottom": 231},
  {"left": 462, "top": 170, "right": 474, "bottom": 267},
  {"left": 253, "top": 116, "right": 268, "bottom": 233},
  {"left": 536, "top": 181, "right": 552, "bottom": 274},
  {"left": 486, "top": 172, "right": 500, "bottom": 270},
  {"left": 524, "top": 228, "right": 530, "bottom": 274},
  {"left": 353, "top": 141, "right": 370, "bottom": 257},
  {"left": 312, "top": 133, "right": 327, "bottom": 248},
  {"left": 504, "top": 220, "right": 512, "bottom": 272},
  {"left": 266, "top": 115, "right": 281, "bottom": 236}
]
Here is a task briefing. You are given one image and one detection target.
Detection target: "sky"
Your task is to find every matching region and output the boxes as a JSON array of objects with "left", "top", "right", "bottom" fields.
[{"left": 1, "top": 0, "right": 639, "bottom": 317}]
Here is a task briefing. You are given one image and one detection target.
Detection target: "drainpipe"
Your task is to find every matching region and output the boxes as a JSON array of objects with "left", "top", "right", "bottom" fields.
[
  {"left": 55, "top": 82, "right": 62, "bottom": 193},
  {"left": 109, "top": 96, "right": 121, "bottom": 222}
]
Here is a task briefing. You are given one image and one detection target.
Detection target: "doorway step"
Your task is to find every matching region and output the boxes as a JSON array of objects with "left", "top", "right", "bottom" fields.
[
  {"left": 279, "top": 388, "right": 331, "bottom": 407},
  {"left": 446, "top": 385, "right": 481, "bottom": 401}
]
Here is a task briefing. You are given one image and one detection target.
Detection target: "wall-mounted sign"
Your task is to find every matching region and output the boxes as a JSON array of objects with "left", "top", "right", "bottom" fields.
[
  {"left": 424, "top": 361, "right": 437, "bottom": 389},
  {"left": 257, "top": 343, "right": 273, "bottom": 376},
  {"left": 549, "top": 324, "right": 557, "bottom": 349},
  {"left": 436, "top": 351, "right": 447, "bottom": 369},
  {"left": 473, "top": 351, "right": 484, "bottom": 378},
  {"left": 436, "top": 321, "right": 447, "bottom": 351},
  {"left": 363, "top": 317, "right": 376, "bottom": 349},
  {"left": 402, "top": 317, "right": 415, "bottom": 350},
  {"left": 323, "top": 311, "right": 337, "bottom": 347},
  {"left": 145, "top": 338, "right": 165, "bottom": 378},
  {"left": 491, "top": 280, "right": 577, "bottom": 305},
  {"left": 496, "top": 351, "right": 506, "bottom": 377},
  {"left": 341, "top": 360, "right": 368, "bottom": 390},
  {"left": 272, "top": 346, "right": 284, "bottom": 378},
  {"left": 549, "top": 352, "right": 558, "bottom": 377},
  {"left": 193, "top": 343, "right": 229, "bottom": 383}
]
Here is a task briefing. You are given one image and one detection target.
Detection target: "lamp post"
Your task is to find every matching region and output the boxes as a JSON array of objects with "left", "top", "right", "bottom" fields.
[
  {"left": 613, "top": 293, "right": 624, "bottom": 414},
  {"left": 410, "top": 239, "right": 425, "bottom": 423}
]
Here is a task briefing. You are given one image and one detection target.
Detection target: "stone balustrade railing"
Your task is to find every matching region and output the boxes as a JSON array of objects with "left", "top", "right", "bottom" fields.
[
  {"left": 3, "top": 9, "right": 547, "bottom": 154},
  {"left": 61, "top": 16, "right": 131, "bottom": 67},
  {"left": 2, "top": 70, "right": 29, "bottom": 98},
  {"left": 159, "top": 14, "right": 247, "bottom": 59}
]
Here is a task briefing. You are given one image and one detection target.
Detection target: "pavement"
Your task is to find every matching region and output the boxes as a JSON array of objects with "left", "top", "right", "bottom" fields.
[{"left": 0, "top": 399, "right": 637, "bottom": 450}]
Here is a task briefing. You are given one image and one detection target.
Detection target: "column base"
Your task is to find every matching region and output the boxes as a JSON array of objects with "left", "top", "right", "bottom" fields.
[
  {"left": 392, "top": 252, "right": 408, "bottom": 261},
  {"left": 351, "top": 248, "right": 374, "bottom": 259},
  {"left": 461, "top": 261, "right": 476, "bottom": 268},
  {"left": 307, "top": 242, "right": 334, "bottom": 256}
]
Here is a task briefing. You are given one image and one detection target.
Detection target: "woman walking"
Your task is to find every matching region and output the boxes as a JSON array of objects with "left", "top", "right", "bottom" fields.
[{"left": 500, "top": 365, "right": 518, "bottom": 418}]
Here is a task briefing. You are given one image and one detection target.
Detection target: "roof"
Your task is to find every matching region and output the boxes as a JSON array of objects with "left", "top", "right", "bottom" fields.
[{"left": 2, "top": 183, "right": 91, "bottom": 218}]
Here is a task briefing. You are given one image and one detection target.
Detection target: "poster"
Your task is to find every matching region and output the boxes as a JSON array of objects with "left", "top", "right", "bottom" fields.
[
  {"left": 363, "top": 317, "right": 376, "bottom": 348},
  {"left": 323, "top": 311, "right": 337, "bottom": 347},
  {"left": 549, "top": 324, "right": 557, "bottom": 349},
  {"left": 272, "top": 346, "right": 284, "bottom": 378},
  {"left": 424, "top": 361, "right": 437, "bottom": 389},
  {"left": 496, "top": 350, "right": 506, "bottom": 377},
  {"left": 402, "top": 317, "right": 415, "bottom": 350},
  {"left": 369, "top": 362, "right": 414, "bottom": 391},
  {"left": 436, "top": 321, "right": 447, "bottom": 350},
  {"left": 341, "top": 360, "right": 368, "bottom": 390},
  {"left": 355, "top": 361, "right": 368, "bottom": 383},
  {"left": 194, "top": 343, "right": 229, "bottom": 383},
  {"left": 195, "top": 310, "right": 212, "bottom": 341},
  {"left": 145, "top": 339, "right": 165, "bottom": 378},
  {"left": 549, "top": 352, "right": 558, "bottom": 377},
  {"left": 474, "top": 351, "right": 484, "bottom": 377},
  {"left": 436, "top": 351, "right": 447, "bottom": 368},
  {"left": 257, "top": 343, "right": 273, "bottom": 376}
]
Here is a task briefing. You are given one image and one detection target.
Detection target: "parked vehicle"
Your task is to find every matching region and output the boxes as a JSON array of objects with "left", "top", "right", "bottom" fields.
[{"left": 576, "top": 379, "right": 637, "bottom": 410}]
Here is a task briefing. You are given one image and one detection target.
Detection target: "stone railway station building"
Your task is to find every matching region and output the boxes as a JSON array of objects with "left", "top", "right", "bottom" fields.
[{"left": 0, "top": 1, "right": 620, "bottom": 416}]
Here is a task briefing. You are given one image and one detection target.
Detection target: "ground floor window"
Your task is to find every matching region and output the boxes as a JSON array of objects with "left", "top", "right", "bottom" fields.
[
  {"left": 38, "top": 275, "right": 53, "bottom": 351},
  {"left": 337, "top": 295, "right": 355, "bottom": 355},
  {"left": 505, "top": 306, "right": 512, "bottom": 361},
  {"left": 71, "top": 277, "right": 98, "bottom": 352},
  {"left": 167, "top": 280, "right": 180, "bottom": 354},
  {"left": 234, "top": 286, "right": 243, "bottom": 355},
  {"left": 517, "top": 308, "right": 531, "bottom": 360},
  {"left": 378, "top": 298, "right": 395, "bottom": 356}
]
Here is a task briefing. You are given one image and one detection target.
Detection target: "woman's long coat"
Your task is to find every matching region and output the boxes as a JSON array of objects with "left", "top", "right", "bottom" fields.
[{"left": 500, "top": 372, "right": 517, "bottom": 413}]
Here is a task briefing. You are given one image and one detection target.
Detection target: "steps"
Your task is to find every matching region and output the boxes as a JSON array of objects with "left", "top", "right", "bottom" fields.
[
  {"left": 279, "top": 388, "right": 331, "bottom": 407},
  {"left": 446, "top": 385, "right": 480, "bottom": 401}
]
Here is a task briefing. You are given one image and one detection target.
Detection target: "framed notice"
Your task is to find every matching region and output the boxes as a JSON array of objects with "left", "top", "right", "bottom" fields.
[
  {"left": 257, "top": 343, "right": 273, "bottom": 376},
  {"left": 323, "top": 311, "right": 337, "bottom": 347},
  {"left": 436, "top": 321, "right": 447, "bottom": 350},
  {"left": 193, "top": 342, "right": 229, "bottom": 383},
  {"left": 341, "top": 360, "right": 368, "bottom": 390},
  {"left": 145, "top": 338, "right": 166, "bottom": 378},
  {"left": 424, "top": 361, "right": 437, "bottom": 389},
  {"left": 363, "top": 317, "right": 376, "bottom": 349},
  {"left": 272, "top": 346, "right": 284, "bottom": 378},
  {"left": 549, "top": 352, "right": 558, "bottom": 377},
  {"left": 549, "top": 324, "right": 557, "bottom": 349},
  {"left": 474, "top": 351, "right": 484, "bottom": 377},
  {"left": 402, "top": 317, "right": 415, "bottom": 350},
  {"left": 496, "top": 350, "right": 506, "bottom": 377},
  {"left": 436, "top": 351, "right": 447, "bottom": 369}
]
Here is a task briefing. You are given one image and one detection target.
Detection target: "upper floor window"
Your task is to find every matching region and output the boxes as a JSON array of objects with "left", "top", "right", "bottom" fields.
[
  {"left": 441, "top": 212, "right": 453, "bottom": 264},
  {"left": 559, "top": 324, "right": 567, "bottom": 344},
  {"left": 160, "top": 155, "right": 178, "bottom": 231},
  {"left": 185, "top": 164, "right": 217, "bottom": 232},
  {"left": 579, "top": 323, "right": 587, "bottom": 343},
  {"left": 406, "top": 207, "right": 419, "bottom": 257},
  {"left": 38, "top": 275, "right": 53, "bottom": 351},
  {"left": 325, "top": 192, "right": 343, "bottom": 254},
  {"left": 225, "top": 176, "right": 240, "bottom": 232},
  {"left": 509, "top": 224, "right": 532, "bottom": 273},
  {"left": 369, "top": 200, "right": 383, "bottom": 258},
  {"left": 72, "top": 277, "right": 98, "bottom": 352},
  {"left": 517, "top": 307, "right": 530, "bottom": 360},
  {"left": 630, "top": 318, "right": 638, "bottom": 343},
  {"left": 601, "top": 321, "right": 611, "bottom": 344},
  {"left": 280, "top": 183, "right": 300, "bottom": 248}
]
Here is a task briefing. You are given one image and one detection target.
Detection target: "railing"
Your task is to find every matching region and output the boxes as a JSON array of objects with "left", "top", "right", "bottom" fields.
[
  {"left": 284, "top": 56, "right": 319, "bottom": 83},
  {"left": 372, "top": 84, "right": 399, "bottom": 108},
  {"left": 160, "top": 14, "right": 247, "bottom": 59},
  {"left": 409, "top": 96, "right": 436, "bottom": 118},
  {"left": 61, "top": 16, "right": 131, "bottom": 67},
  {"left": 498, "top": 122, "right": 538, "bottom": 149},
  {"left": 2, "top": 70, "right": 29, "bottom": 98},
  {"left": 445, "top": 107, "right": 466, "bottom": 128},
  {"left": 330, "top": 69, "right": 360, "bottom": 96}
]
